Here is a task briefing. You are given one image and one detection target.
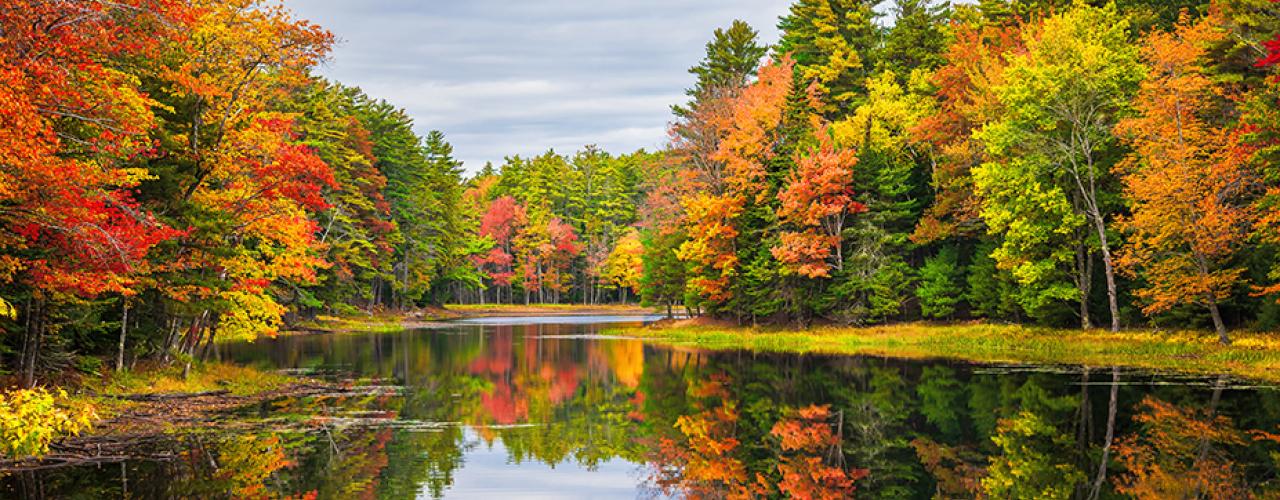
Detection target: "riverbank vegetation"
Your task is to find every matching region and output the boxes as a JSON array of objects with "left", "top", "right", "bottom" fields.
[{"left": 621, "top": 321, "right": 1280, "bottom": 382}]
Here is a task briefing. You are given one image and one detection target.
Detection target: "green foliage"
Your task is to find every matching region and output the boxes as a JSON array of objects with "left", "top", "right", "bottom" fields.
[
  {"left": 640, "top": 230, "right": 689, "bottom": 314},
  {"left": 675, "top": 19, "right": 767, "bottom": 117},
  {"left": 917, "top": 246, "right": 964, "bottom": 319},
  {"left": 982, "top": 409, "right": 1086, "bottom": 499},
  {"left": 967, "top": 241, "right": 1024, "bottom": 320},
  {"left": 777, "top": 0, "right": 882, "bottom": 115},
  {"left": 882, "top": 0, "right": 949, "bottom": 77}
]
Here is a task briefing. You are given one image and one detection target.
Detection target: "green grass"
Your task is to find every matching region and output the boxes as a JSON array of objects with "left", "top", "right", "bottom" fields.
[{"left": 612, "top": 322, "right": 1280, "bottom": 382}]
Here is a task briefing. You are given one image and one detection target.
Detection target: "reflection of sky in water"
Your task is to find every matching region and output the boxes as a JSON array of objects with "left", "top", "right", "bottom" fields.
[
  {"left": 435, "top": 428, "right": 655, "bottom": 499},
  {"left": 451, "top": 315, "right": 667, "bottom": 326}
]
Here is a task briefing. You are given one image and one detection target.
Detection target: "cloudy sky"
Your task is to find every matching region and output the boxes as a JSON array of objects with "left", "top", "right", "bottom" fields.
[{"left": 287, "top": 0, "right": 796, "bottom": 173}]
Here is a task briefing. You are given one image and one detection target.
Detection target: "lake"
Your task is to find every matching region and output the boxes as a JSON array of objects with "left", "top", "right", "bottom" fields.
[{"left": 4, "top": 316, "right": 1279, "bottom": 498}]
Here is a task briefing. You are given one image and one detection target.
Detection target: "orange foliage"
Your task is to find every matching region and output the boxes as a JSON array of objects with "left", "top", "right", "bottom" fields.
[
  {"left": 650, "top": 375, "right": 764, "bottom": 499},
  {"left": 1113, "top": 396, "right": 1252, "bottom": 499},
  {"left": 773, "top": 120, "right": 864, "bottom": 278},
  {"left": 770, "top": 405, "right": 867, "bottom": 500},
  {"left": 1115, "top": 12, "right": 1256, "bottom": 315},
  {"left": 675, "top": 57, "right": 794, "bottom": 303},
  {"left": 712, "top": 56, "right": 796, "bottom": 202},
  {"left": 911, "top": 22, "right": 1023, "bottom": 243}
]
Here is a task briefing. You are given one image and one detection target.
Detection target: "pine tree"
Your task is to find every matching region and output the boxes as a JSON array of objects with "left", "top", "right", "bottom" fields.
[
  {"left": 777, "top": 0, "right": 882, "bottom": 116},
  {"left": 675, "top": 20, "right": 768, "bottom": 118},
  {"left": 917, "top": 246, "right": 964, "bottom": 319},
  {"left": 882, "top": 0, "right": 949, "bottom": 78}
]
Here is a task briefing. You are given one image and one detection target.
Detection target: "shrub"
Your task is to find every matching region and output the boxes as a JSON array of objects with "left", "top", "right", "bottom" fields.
[{"left": 0, "top": 387, "right": 96, "bottom": 458}]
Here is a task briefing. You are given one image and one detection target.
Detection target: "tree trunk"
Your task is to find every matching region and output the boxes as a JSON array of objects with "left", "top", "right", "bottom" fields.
[
  {"left": 21, "top": 297, "right": 45, "bottom": 388},
  {"left": 1091, "top": 216, "right": 1122, "bottom": 332},
  {"left": 117, "top": 300, "right": 129, "bottom": 372},
  {"left": 1077, "top": 244, "right": 1092, "bottom": 329},
  {"left": 1088, "top": 366, "right": 1120, "bottom": 500},
  {"left": 1208, "top": 299, "right": 1230, "bottom": 345}
]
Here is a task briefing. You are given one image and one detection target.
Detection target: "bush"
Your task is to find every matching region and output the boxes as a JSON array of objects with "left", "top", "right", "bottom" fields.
[{"left": 0, "top": 387, "right": 96, "bottom": 458}]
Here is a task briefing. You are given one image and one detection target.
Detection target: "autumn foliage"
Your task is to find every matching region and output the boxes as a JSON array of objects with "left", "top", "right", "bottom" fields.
[{"left": 1115, "top": 11, "right": 1255, "bottom": 340}]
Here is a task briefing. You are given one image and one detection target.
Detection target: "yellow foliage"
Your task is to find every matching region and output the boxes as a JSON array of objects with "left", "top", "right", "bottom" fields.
[{"left": 0, "top": 388, "right": 96, "bottom": 458}]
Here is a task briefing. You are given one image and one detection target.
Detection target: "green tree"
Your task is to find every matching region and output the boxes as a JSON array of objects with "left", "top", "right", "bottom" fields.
[
  {"left": 675, "top": 20, "right": 768, "bottom": 118},
  {"left": 882, "top": 0, "right": 949, "bottom": 78},
  {"left": 975, "top": 2, "right": 1144, "bottom": 330},
  {"left": 917, "top": 246, "right": 964, "bottom": 319},
  {"left": 967, "top": 241, "right": 1024, "bottom": 320},
  {"left": 777, "top": 0, "right": 882, "bottom": 116},
  {"left": 640, "top": 229, "right": 689, "bottom": 317}
]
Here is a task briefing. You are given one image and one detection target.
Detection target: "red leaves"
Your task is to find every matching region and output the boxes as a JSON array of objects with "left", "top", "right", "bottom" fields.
[
  {"left": 480, "top": 196, "right": 526, "bottom": 246},
  {"left": 773, "top": 121, "right": 863, "bottom": 278},
  {"left": 1259, "top": 34, "right": 1280, "bottom": 74},
  {"left": 0, "top": 0, "right": 189, "bottom": 297},
  {"left": 254, "top": 143, "right": 337, "bottom": 212},
  {"left": 477, "top": 196, "right": 527, "bottom": 286},
  {"left": 1257, "top": 1, "right": 1280, "bottom": 71}
]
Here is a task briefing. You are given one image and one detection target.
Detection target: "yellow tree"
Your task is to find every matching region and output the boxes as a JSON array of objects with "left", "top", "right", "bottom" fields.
[
  {"left": 600, "top": 229, "right": 645, "bottom": 302},
  {"left": 1115, "top": 12, "right": 1255, "bottom": 344}
]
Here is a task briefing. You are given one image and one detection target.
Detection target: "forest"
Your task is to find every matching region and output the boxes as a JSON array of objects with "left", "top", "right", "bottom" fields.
[{"left": 2, "top": 0, "right": 1280, "bottom": 421}]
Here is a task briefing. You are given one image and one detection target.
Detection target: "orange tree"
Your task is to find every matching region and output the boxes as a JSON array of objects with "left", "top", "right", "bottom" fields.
[{"left": 1115, "top": 12, "right": 1257, "bottom": 344}]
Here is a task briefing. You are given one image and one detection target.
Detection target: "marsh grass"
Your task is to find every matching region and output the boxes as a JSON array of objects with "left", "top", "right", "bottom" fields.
[
  {"left": 615, "top": 322, "right": 1280, "bottom": 382},
  {"left": 87, "top": 361, "right": 291, "bottom": 398}
]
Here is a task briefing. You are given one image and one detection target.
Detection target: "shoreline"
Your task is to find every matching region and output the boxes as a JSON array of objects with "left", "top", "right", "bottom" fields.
[
  {"left": 0, "top": 363, "right": 341, "bottom": 472},
  {"left": 281, "top": 304, "right": 661, "bottom": 336},
  {"left": 614, "top": 320, "right": 1280, "bottom": 384}
]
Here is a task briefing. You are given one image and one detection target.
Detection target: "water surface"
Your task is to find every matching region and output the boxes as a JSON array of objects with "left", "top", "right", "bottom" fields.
[{"left": 4, "top": 316, "right": 1279, "bottom": 498}]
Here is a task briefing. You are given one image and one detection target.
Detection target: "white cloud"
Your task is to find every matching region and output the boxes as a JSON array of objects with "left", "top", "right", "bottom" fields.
[{"left": 287, "top": 0, "right": 793, "bottom": 172}]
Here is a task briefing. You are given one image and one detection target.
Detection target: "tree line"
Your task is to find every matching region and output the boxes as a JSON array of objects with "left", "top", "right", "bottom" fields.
[
  {"left": 3, "top": 0, "right": 1280, "bottom": 387},
  {"left": 0, "top": 0, "right": 467, "bottom": 386},
  {"left": 625, "top": 0, "right": 1280, "bottom": 343}
]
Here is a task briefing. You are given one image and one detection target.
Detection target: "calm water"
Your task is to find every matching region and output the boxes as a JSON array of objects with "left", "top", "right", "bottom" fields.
[{"left": 4, "top": 316, "right": 1280, "bottom": 498}]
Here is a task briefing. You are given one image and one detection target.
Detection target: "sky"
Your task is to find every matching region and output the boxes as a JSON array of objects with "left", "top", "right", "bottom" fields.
[{"left": 287, "top": 0, "right": 796, "bottom": 173}]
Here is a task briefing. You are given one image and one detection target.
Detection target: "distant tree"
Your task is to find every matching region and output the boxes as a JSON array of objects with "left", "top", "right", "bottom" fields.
[
  {"left": 640, "top": 230, "right": 689, "bottom": 317},
  {"left": 601, "top": 229, "right": 645, "bottom": 302}
]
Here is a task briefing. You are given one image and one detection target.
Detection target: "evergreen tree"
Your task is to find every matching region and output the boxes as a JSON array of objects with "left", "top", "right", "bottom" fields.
[
  {"left": 777, "top": 0, "right": 883, "bottom": 116},
  {"left": 675, "top": 20, "right": 768, "bottom": 117},
  {"left": 917, "top": 246, "right": 964, "bottom": 319},
  {"left": 882, "top": 0, "right": 949, "bottom": 78}
]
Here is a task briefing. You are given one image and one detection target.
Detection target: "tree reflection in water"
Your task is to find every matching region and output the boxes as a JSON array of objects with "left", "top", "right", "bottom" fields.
[{"left": 5, "top": 321, "right": 1280, "bottom": 499}]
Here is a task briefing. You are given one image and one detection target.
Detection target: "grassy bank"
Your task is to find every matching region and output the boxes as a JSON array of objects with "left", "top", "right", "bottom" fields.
[
  {"left": 287, "top": 309, "right": 460, "bottom": 335},
  {"left": 616, "top": 321, "right": 1280, "bottom": 383},
  {"left": 445, "top": 303, "right": 659, "bottom": 316}
]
